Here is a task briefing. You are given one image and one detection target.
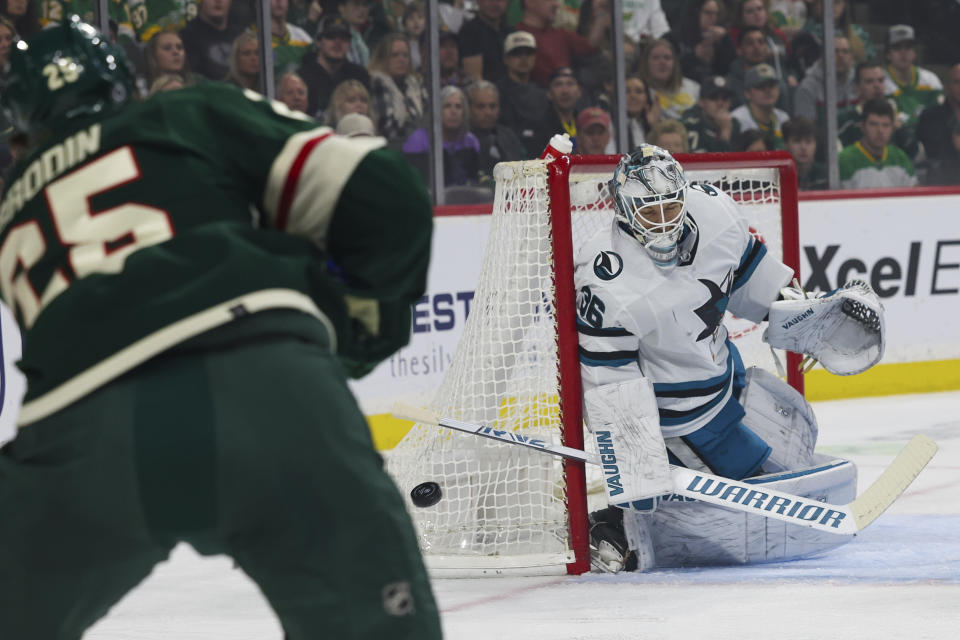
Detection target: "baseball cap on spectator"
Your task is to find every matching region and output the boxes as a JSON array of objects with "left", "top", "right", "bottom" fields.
[
  {"left": 576, "top": 107, "right": 611, "bottom": 132},
  {"left": 701, "top": 75, "right": 734, "bottom": 100},
  {"left": 745, "top": 63, "right": 778, "bottom": 89},
  {"left": 336, "top": 113, "right": 376, "bottom": 137},
  {"left": 504, "top": 31, "right": 536, "bottom": 55},
  {"left": 886, "top": 24, "right": 916, "bottom": 48},
  {"left": 317, "top": 15, "right": 351, "bottom": 39},
  {"left": 548, "top": 66, "right": 576, "bottom": 85}
]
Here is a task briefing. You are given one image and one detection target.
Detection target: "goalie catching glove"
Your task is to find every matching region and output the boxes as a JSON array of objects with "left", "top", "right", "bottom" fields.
[{"left": 763, "top": 279, "right": 884, "bottom": 376}]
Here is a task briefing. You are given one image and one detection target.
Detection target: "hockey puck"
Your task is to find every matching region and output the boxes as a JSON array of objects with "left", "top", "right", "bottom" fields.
[{"left": 410, "top": 481, "right": 442, "bottom": 508}]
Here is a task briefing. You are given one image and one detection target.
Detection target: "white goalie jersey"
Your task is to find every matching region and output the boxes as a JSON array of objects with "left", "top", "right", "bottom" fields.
[{"left": 574, "top": 184, "right": 794, "bottom": 438}]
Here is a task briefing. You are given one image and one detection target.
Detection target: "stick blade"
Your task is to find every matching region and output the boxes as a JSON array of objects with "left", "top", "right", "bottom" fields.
[
  {"left": 391, "top": 402, "right": 442, "bottom": 426},
  {"left": 850, "top": 434, "right": 938, "bottom": 531}
]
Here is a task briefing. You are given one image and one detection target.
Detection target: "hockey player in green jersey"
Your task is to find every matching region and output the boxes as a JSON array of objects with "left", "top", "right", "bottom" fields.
[{"left": 0, "top": 17, "right": 441, "bottom": 640}]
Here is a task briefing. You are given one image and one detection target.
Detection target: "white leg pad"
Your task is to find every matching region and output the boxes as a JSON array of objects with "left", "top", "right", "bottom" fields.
[
  {"left": 622, "top": 510, "right": 657, "bottom": 572},
  {"left": 584, "top": 378, "right": 673, "bottom": 505},
  {"left": 740, "top": 367, "right": 818, "bottom": 472},
  {"left": 647, "top": 454, "right": 857, "bottom": 568}
]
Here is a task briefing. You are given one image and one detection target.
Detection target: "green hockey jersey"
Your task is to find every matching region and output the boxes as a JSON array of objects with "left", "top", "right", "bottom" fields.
[
  {"left": 0, "top": 83, "right": 432, "bottom": 425},
  {"left": 884, "top": 66, "right": 944, "bottom": 126},
  {"left": 680, "top": 104, "right": 740, "bottom": 153},
  {"left": 838, "top": 141, "right": 918, "bottom": 189},
  {"left": 126, "top": 0, "right": 199, "bottom": 42}
]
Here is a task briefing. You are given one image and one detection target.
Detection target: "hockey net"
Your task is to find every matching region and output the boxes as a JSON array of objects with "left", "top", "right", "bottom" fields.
[{"left": 387, "top": 152, "right": 801, "bottom": 576}]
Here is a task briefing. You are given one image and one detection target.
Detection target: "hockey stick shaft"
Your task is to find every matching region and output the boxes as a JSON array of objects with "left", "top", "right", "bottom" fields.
[
  {"left": 392, "top": 403, "right": 937, "bottom": 536},
  {"left": 392, "top": 402, "right": 600, "bottom": 464}
]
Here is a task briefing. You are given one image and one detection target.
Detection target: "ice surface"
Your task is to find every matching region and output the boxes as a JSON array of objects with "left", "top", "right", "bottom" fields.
[{"left": 86, "top": 391, "right": 960, "bottom": 639}]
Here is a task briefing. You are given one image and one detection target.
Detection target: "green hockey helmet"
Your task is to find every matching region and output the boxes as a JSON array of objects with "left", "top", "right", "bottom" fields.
[{"left": 0, "top": 15, "right": 135, "bottom": 137}]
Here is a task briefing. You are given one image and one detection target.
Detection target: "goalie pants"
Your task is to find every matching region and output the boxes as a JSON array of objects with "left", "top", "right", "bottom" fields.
[
  {"left": 665, "top": 344, "right": 772, "bottom": 480},
  {"left": 0, "top": 321, "right": 441, "bottom": 640}
]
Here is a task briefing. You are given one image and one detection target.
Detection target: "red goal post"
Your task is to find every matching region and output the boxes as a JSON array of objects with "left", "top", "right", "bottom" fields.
[{"left": 387, "top": 151, "right": 802, "bottom": 577}]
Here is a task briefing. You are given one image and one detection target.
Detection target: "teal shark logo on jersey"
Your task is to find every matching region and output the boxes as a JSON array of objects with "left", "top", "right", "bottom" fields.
[
  {"left": 694, "top": 270, "right": 734, "bottom": 341},
  {"left": 594, "top": 251, "right": 623, "bottom": 281}
]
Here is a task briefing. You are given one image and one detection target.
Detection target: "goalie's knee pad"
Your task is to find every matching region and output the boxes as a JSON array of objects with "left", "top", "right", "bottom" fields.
[{"left": 740, "top": 367, "right": 818, "bottom": 472}]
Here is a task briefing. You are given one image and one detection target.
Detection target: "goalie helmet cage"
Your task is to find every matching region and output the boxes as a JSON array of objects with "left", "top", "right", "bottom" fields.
[{"left": 387, "top": 151, "right": 801, "bottom": 577}]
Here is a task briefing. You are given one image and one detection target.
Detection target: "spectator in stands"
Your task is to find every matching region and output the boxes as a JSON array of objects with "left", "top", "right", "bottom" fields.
[
  {"left": 180, "top": 0, "right": 245, "bottom": 81},
  {"left": 838, "top": 61, "right": 886, "bottom": 147},
  {"left": 622, "top": 0, "right": 671, "bottom": 43},
  {"left": 276, "top": 72, "right": 310, "bottom": 113},
  {"left": 497, "top": 31, "right": 552, "bottom": 157},
  {"left": 325, "top": 79, "right": 377, "bottom": 128},
  {"left": 681, "top": 75, "right": 739, "bottom": 152},
  {"left": 467, "top": 80, "right": 529, "bottom": 182},
  {"left": 268, "top": 0, "right": 313, "bottom": 74},
  {"left": 291, "top": 0, "right": 325, "bottom": 40},
  {"left": 735, "top": 128, "right": 768, "bottom": 151},
  {"left": 336, "top": 0, "right": 371, "bottom": 66},
  {"left": 514, "top": 0, "right": 602, "bottom": 87},
  {"left": 437, "top": 30, "right": 465, "bottom": 87},
  {"left": 648, "top": 119, "right": 690, "bottom": 155},
  {"left": 401, "top": 1, "right": 426, "bottom": 72},
  {"left": 573, "top": 0, "right": 613, "bottom": 100},
  {"left": 729, "top": 0, "right": 790, "bottom": 84},
  {"left": 576, "top": 107, "right": 613, "bottom": 155},
  {"left": 770, "top": 0, "right": 807, "bottom": 41},
  {"left": 640, "top": 38, "right": 700, "bottom": 120},
  {"left": 576, "top": 0, "right": 612, "bottom": 44},
  {"left": 917, "top": 63, "right": 960, "bottom": 186},
  {"left": 884, "top": 25, "right": 944, "bottom": 131},
  {"left": 460, "top": 0, "right": 511, "bottom": 82},
  {"left": 924, "top": 121, "right": 960, "bottom": 186},
  {"left": 403, "top": 85, "right": 481, "bottom": 187},
  {"left": 1, "top": 0, "right": 38, "bottom": 37},
  {"left": 223, "top": 31, "right": 261, "bottom": 91},
  {"left": 839, "top": 97, "right": 917, "bottom": 189},
  {"left": 732, "top": 63, "right": 789, "bottom": 149},
  {"left": 837, "top": 61, "right": 917, "bottom": 159},
  {"left": 298, "top": 15, "right": 370, "bottom": 118},
  {"left": 793, "top": 35, "right": 856, "bottom": 122},
  {"left": 369, "top": 33, "right": 428, "bottom": 148},
  {"left": 623, "top": 72, "right": 662, "bottom": 148},
  {"left": 802, "top": 0, "right": 875, "bottom": 63},
  {"left": 148, "top": 73, "right": 186, "bottom": 95},
  {"left": 145, "top": 29, "right": 195, "bottom": 89},
  {"left": 783, "top": 116, "right": 827, "bottom": 190},
  {"left": 336, "top": 112, "right": 377, "bottom": 136},
  {"left": 0, "top": 15, "right": 16, "bottom": 68},
  {"left": 666, "top": 0, "right": 737, "bottom": 84},
  {"left": 725, "top": 26, "right": 789, "bottom": 109},
  {"left": 543, "top": 67, "right": 582, "bottom": 151}
]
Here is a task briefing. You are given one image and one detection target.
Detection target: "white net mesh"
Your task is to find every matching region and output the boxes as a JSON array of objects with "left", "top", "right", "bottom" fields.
[{"left": 386, "top": 157, "right": 789, "bottom": 576}]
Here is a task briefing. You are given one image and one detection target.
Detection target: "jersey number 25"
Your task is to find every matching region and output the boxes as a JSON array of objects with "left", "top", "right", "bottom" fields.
[{"left": 0, "top": 146, "right": 174, "bottom": 328}]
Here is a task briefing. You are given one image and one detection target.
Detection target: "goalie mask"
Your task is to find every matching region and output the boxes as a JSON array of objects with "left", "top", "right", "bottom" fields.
[{"left": 610, "top": 145, "right": 689, "bottom": 267}]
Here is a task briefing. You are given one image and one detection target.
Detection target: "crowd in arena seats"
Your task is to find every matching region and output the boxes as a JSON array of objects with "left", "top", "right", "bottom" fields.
[{"left": 0, "top": 0, "right": 959, "bottom": 194}]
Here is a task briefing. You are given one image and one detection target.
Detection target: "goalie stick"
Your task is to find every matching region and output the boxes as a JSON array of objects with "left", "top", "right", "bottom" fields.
[{"left": 392, "top": 402, "right": 937, "bottom": 536}]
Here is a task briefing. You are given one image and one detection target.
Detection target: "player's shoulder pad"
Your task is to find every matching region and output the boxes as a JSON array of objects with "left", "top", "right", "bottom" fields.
[{"left": 686, "top": 182, "right": 742, "bottom": 226}]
